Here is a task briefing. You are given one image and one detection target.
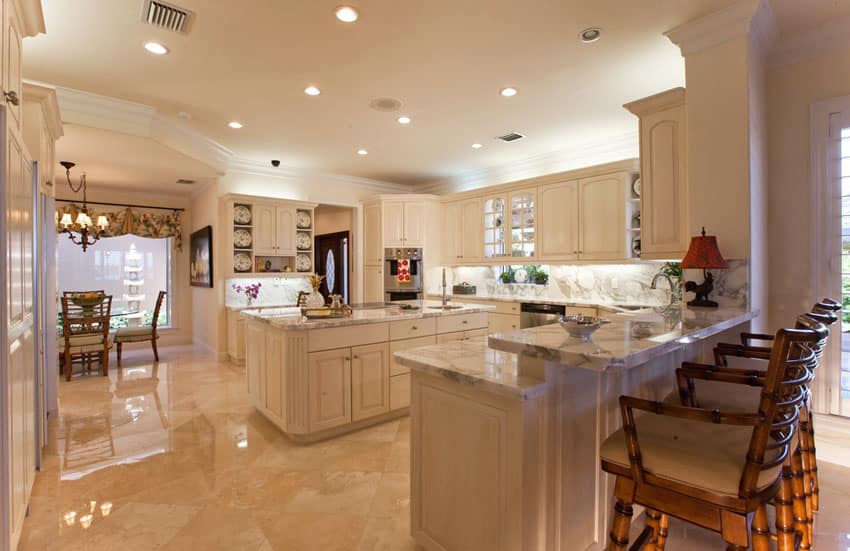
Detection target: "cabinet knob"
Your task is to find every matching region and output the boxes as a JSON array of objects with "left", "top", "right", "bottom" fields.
[
  {"left": 345, "top": 357, "right": 350, "bottom": 361},
  {"left": 411, "top": 325, "right": 418, "bottom": 330},
  {"left": 462, "top": 320, "right": 468, "bottom": 324},
  {"left": 353, "top": 355, "right": 359, "bottom": 359},
  {"left": 3, "top": 90, "right": 19, "bottom": 106}
]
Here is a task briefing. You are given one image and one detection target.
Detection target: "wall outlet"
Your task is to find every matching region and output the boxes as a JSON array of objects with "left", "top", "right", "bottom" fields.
[{"left": 611, "top": 278, "right": 619, "bottom": 290}]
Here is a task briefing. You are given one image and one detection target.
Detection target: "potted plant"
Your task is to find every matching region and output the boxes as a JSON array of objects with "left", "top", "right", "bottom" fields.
[
  {"left": 659, "top": 262, "right": 683, "bottom": 300},
  {"left": 232, "top": 282, "right": 262, "bottom": 307},
  {"left": 499, "top": 267, "right": 515, "bottom": 284}
]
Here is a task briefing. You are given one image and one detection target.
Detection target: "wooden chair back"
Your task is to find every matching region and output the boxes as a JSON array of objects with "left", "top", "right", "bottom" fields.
[
  {"left": 62, "top": 290, "right": 105, "bottom": 297},
  {"left": 151, "top": 291, "right": 167, "bottom": 332},
  {"left": 61, "top": 294, "right": 113, "bottom": 341},
  {"left": 738, "top": 315, "right": 828, "bottom": 498}
]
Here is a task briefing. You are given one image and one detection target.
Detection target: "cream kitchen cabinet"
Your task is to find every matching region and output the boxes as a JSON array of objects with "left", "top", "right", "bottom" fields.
[
  {"left": 440, "top": 201, "right": 461, "bottom": 264},
  {"left": 538, "top": 180, "right": 579, "bottom": 261},
  {"left": 363, "top": 201, "right": 383, "bottom": 265},
  {"left": 254, "top": 204, "right": 296, "bottom": 256},
  {"left": 460, "top": 198, "right": 483, "bottom": 263},
  {"left": 227, "top": 309, "right": 246, "bottom": 365},
  {"left": 308, "top": 348, "right": 353, "bottom": 432},
  {"left": 577, "top": 173, "right": 629, "bottom": 260},
  {"left": 625, "top": 88, "right": 689, "bottom": 259},
  {"left": 363, "top": 264, "right": 383, "bottom": 303},
  {"left": 351, "top": 343, "right": 390, "bottom": 421},
  {"left": 383, "top": 200, "right": 425, "bottom": 247},
  {"left": 488, "top": 312, "right": 519, "bottom": 333}
]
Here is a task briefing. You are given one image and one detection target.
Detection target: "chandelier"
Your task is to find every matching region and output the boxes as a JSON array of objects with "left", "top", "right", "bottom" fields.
[{"left": 57, "top": 161, "right": 108, "bottom": 252}]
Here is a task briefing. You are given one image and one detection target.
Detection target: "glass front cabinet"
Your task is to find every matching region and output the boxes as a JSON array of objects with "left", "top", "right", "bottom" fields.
[{"left": 482, "top": 188, "right": 536, "bottom": 261}]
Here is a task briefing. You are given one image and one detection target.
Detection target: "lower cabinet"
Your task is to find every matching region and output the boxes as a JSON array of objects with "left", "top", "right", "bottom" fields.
[
  {"left": 227, "top": 309, "right": 246, "bottom": 364},
  {"left": 363, "top": 264, "right": 383, "bottom": 303},
  {"left": 308, "top": 348, "right": 353, "bottom": 432},
  {"left": 351, "top": 343, "right": 390, "bottom": 421},
  {"left": 436, "top": 327, "right": 489, "bottom": 344},
  {"left": 390, "top": 373, "right": 411, "bottom": 410},
  {"left": 488, "top": 313, "right": 519, "bottom": 333}
]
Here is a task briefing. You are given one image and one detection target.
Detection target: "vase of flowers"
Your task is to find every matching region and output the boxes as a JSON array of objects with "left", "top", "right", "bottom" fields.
[
  {"left": 232, "top": 282, "right": 262, "bottom": 307},
  {"left": 306, "top": 274, "right": 326, "bottom": 308}
]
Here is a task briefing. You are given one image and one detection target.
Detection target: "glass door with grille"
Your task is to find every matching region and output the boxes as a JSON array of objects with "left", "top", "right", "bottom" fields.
[{"left": 838, "top": 123, "right": 850, "bottom": 415}]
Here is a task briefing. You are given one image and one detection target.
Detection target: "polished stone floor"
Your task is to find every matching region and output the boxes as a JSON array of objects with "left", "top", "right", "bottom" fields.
[{"left": 18, "top": 346, "right": 850, "bottom": 550}]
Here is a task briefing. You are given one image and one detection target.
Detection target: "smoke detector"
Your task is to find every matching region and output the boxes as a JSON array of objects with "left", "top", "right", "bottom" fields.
[
  {"left": 496, "top": 132, "right": 525, "bottom": 143},
  {"left": 141, "top": 0, "right": 194, "bottom": 34}
]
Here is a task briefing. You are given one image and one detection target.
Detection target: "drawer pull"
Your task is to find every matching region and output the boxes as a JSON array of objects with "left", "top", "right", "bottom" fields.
[
  {"left": 411, "top": 325, "right": 418, "bottom": 330},
  {"left": 462, "top": 320, "right": 468, "bottom": 324},
  {"left": 345, "top": 357, "right": 350, "bottom": 361}
]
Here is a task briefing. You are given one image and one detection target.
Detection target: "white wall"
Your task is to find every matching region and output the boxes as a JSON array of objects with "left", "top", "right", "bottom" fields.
[
  {"left": 766, "top": 44, "right": 850, "bottom": 330},
  {"left": 189, "top": 182, "right": 224, "bottom": 355}
]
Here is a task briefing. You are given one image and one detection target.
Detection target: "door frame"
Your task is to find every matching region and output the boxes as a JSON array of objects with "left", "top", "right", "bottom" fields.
[{"left": 810, "top": 94, "right": 850, "bottom": 416}]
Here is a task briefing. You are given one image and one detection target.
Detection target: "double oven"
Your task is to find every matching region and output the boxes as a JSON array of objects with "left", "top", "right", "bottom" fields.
[{"left": 384, "top": 247, "right": 424, "bottom": 302}]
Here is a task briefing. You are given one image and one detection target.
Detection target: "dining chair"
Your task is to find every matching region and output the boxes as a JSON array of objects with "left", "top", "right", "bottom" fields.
[
  {"left": 115, "top": 291, "right": 166, "bottom": 365},
  {"left": 601, "top": 315, "right": 828, "bottom": 551},
  {"left": 60, "top": 294, "right": 113, "bottom": 381}
]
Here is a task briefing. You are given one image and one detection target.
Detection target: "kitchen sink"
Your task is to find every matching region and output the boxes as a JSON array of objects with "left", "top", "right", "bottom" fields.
[{"left": 427, "top": 305, "right": 465, "bottom": 310}]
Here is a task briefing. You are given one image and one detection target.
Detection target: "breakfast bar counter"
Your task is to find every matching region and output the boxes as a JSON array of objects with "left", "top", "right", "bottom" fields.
[{"left": 394, "top": 305, "right": 758, "bottom": 551}]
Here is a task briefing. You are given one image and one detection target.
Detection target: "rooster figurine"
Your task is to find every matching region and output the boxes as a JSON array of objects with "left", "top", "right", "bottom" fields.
[{"left": 684, "top": 271, "right": 718, "bottom": 308}]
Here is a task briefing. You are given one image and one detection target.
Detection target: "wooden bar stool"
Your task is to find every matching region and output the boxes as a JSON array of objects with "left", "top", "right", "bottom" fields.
[{"left": 601, "top": 315, "right": 827, "bottom": 551}]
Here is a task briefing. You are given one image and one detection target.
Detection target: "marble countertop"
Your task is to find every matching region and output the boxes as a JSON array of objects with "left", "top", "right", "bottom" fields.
[
  {"left": 240, "top": 300, "right": 495, "bottom": 331},
  {"left": 225, "top": 302, "right": 298, "bottom": 311},
  {"left": 393, "top": 337, "right": 547, "bottom": 400},
  {"left": 487, "top": 305, "right": 759, "bottom": 371},
  {"left": 424, "top": 293, "right": 661, "bottom": 313}
]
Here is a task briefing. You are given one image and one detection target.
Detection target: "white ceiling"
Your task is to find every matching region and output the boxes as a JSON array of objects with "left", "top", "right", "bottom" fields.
[
  {"left": 25, "top": 0, "right": 850, "bottom": 186},
  {"left": 55, "top": 124, "right": 218, "bottom": 195}
]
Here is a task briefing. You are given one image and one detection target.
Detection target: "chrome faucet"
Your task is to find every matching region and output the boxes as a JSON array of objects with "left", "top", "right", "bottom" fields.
[{"left": 650, "top": 273, "right": 677, "bottom": 306}]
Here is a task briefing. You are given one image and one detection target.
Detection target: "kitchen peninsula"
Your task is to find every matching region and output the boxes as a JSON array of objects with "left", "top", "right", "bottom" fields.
[
  {"left": 241, "top": 301, "right": 493, "bottom": 442},
  {"left": 394, "top": 305, "right": 758, "bottom": 551}
]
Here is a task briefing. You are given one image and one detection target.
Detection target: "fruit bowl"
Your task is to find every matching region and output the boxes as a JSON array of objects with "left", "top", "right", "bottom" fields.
[
  {"left": 70, "top": 292, "right": 104, "bottom": 308},
  {"left": 559, "top": 315, "right": 609, "bottom": 340}
]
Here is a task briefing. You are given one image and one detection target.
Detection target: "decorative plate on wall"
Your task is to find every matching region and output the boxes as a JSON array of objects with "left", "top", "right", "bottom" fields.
[
  {"left": 296, "top": 210, "right": 312, "bottom": 229},
  {"left": 234, "top": 253, "right": 252, "bottom": 272},
  {"left": 632, "top": 177, "right": 641, "bottom": 198},
  {"left": 233, "top": 205, "right": 252, "bottom": 225},
  {"left": 631, "top": 237, "right": 641, "bottom": 257},
  {"left": 296, "top": 254, "right": 312, "bottom": 272},
  {"left": 233, "top": 229, "right": 252, "bottom": 248},
  {"left": 296, "top": 232, "right": 312, "bottom": 250}
]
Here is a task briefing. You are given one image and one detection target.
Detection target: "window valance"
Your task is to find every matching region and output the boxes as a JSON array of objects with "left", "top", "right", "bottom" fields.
[{"left": 56, "top": 204, "right": 183, "bottom": 250}]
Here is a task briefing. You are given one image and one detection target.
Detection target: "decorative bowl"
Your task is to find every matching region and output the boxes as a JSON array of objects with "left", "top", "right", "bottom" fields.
[
  {"left": 70, "top": 292, "right": 104, "bottom": 308},
  {"left": 559, "top": 315, "right": 609, "bottom": 340}
]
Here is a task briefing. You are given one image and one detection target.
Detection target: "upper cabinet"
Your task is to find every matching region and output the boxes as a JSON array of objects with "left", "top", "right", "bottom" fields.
[
  {"left": 440, "top": 201, "right": 461, "bottom": 264},
  {"left": 3, "top": 0, "right": 23, "bottom": 130},
  {"left": 363, "top": 202, "right": 383, "bottom": 265},
  {"left": 382, "top": 199, "right": 426, "bottom": 247},
  {"left": 508, "top": 189, "right": 535, "bottom": 258},
  {"left": 253, "top": 204, "right": 296, "bottom": 256},
  {"left": 441, "top": 199, "right": 482, "bottom": 264},
  {"left": 538, "top": 180, "right": 579, "bottom": 261},
  {"left": 363, "top": 195, "right": 438, "bottom": 258},
  {"left": 577, "top": 174, "right": 629, "bottom": 260},
  {"left": 625, "top": 88, "right": 689, "bottom": 259}
]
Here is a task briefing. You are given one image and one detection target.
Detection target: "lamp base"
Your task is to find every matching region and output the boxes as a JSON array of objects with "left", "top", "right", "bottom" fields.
[
  {"left": 684, "top": 271, "right": 719, "bottom": 309},
  {"left": 686, "top": 298, "right": 719, "bottom": 309}
]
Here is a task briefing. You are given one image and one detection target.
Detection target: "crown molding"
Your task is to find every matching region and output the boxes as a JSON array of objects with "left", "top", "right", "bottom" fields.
[
  {"left": 151, "top": 113, "right": 233, "bottom": 174},
  {"left": 624, "top": 87, "right": 686, "bottom": 117},
  {"left": 414, "top": 131, "right": 639, "bottom": 195},
  {"left": 15, "top": 0, "right": 45, "bottom": 37},
  {"left": 664, "top": 0, "right": 760, "bottom": 56},
  {"left": 56, "top": 86, "right": 155, "bottom": 136},
  {"left": 769, "top": 13, "right": 850, "bottom": 67},
  {"left": 22, "top": 80, "right": 63, "bottom": 141},
  {"left": 227, "top": 157, "right": 411, "bottom": 195}
]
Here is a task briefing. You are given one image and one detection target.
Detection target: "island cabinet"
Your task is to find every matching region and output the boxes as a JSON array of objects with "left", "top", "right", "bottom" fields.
[{"left": 244, "top": 308, "right": 489, "bottom": 442}]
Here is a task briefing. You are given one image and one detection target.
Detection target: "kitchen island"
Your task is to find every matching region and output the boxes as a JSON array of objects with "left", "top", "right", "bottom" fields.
[
  {"left": 241, "top": 301, "right": 493, "bottom": 442},
  {"left": 394, "top": 305, "right": 758, "bottom": 551}
]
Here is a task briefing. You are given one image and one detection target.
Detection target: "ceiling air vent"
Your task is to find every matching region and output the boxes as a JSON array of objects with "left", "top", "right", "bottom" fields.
[
  {"left": 496, "top": 132, "right": 525, "bottom": 143},
  {"left": 175, "top": 178, "right": 195, "bottom": 185},
  {"left": 141, "top": 0, "right": 194, "bottom": 34}
]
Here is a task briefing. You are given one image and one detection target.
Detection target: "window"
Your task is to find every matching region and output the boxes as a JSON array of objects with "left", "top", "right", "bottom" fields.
[
  {"left": 839, "top": 127, "right": 850, "bottom": 401},
  {"left": 57, "top": 235, "right": 171, "bottom": 328}
]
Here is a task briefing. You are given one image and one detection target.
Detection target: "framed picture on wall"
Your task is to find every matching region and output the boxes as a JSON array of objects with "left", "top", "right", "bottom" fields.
[{"left": 190, "top": 226, "right": 213, "bottom": 288}]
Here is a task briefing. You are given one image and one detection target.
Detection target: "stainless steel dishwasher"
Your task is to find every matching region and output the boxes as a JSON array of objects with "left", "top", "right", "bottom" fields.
[{"left": 520, "top": 302, "right": 566, "bottom": 328}]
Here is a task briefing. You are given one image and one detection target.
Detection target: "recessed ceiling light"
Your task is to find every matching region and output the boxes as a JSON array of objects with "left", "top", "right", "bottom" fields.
[
  {"left": 335, "top": 5, "right": 359, "bottom": 23},
  {"left": 228, "top": 121, "right": 243, "bottom": 129},
  {"left": 304, "top": 86, "right": 321, "bottom": 96},
  {"left": 144, "top": 41, "right": 169, "bottom": 55},
  {"left": 356, "top": 149, "right": 368, "bottom": 156},
  {"left": 579, "top": 27, "right": 602, "bottom": 43},
  {"left": 472, "top": 143, "right": 483, "bottom": 149},
  {"left": 397, "top": 116, "right": 411, "bottom": 125},
  {"left": 500, "top": 87, "right": 518, "bottom": 97}
]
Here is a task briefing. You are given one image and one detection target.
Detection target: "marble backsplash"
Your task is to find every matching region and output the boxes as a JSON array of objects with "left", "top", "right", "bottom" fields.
[
  {"left": 426, "top": 260, "right": 749, "bottom": 308},
  {"left": 225, "top": 276, "right": 312, "bottom": 308}
]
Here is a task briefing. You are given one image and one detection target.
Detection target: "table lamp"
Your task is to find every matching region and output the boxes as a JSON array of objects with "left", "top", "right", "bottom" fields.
[{"left": 680, "top": 227, "right": 728, "bottom": 308}]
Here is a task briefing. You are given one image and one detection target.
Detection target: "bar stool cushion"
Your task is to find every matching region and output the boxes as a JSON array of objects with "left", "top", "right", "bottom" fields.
[
  {"left": 114, "top": 327, "right": 156, "bottom": 343},
  {"left": 663, "top": 381, "right": 763, "bottom": 412},
  {"left": 600, "top": 413, "right": 783, "bottom": 497}
]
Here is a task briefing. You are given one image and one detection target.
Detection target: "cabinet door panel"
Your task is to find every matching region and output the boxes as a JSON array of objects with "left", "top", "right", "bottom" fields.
[
  {"left": 578, "top": 174, "right": 626, "bottom": 260},
  {"left": 7, "top": 128, "right": 22, "bottom": 323},
  {"left": 460, "top": 198, "right": 483, "bottom": 262},
  {"left": 253, "top": 204, "right": 276, "bottom": 254},
  {"left": 389, "top": 335, "right": 437, "bottom": 376},
  {"left": 363, "top": 203, "right": 383, "bottom": 265},
  {"left": 351, "top": 343, "right": 390, "bottom": 421},
  {"left": 538, "top": 180, "right": 579, "bottom": 260},
  {"left": 403, "top": 201, "right": 425, "bottom": 246},
  {"left": 440, "top": 202, "right": 461, "bottom": 264},
  {"left": 390, "top": 373, "right": 411, "bottom": 411},
  {"left": 265, "top": 330, "right": 284, "bottom": 420},
  {"left": 275, "top": 207, "right": 296, "bottom": 255},
  {"left": 363, "top": 265, "right": 383, "bottom": 303},
  {"left": 245, "top": 322, "right": 265, "bottom": 399},
  {"left": 383, "top": 201, "right": 405, "bottom": 247},
  {"left": 308, "top": 349, "right": 352, "bottom": 432},
  {"left": 488, "top": 313, "right": 519, "bottom": 334},
  {"left": 4, "top": 0, "right": 21, "bottom": 129}
]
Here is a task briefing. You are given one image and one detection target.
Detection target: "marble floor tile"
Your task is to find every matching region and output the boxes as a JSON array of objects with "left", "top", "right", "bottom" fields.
[{"left": 17, "top": 345, "right": 850, "bottom": 551}]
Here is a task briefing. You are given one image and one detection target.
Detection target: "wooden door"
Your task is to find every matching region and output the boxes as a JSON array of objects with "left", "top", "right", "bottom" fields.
[
  {"left": 440, "top": 201, "right": 461, "bottom": 264},
  {"left": 538, "top": 180, "right": 579, "bottom": 261},
  {"left": 253, "top": 204, "right": 276, "bottom": 254},
  {"left": 460, "top": 198, "right": 483, "bottom": 263},
  {"left": 403, "top": 201, "right": 425, "bottom": 246},
  {"left": 275, "top": 206, "right": 296, "bottom": 255},
  {"left": 315, "top": 231, "right": 349, "bottom": 303},
  {"left": 578, "top": 174, "right": 627, "bottom": 260},
  {"left": 382, "top": 201, "right": 405, "bottom": 247},
  {"left": 362, "top": 264, "right": 383, "bottom": 303},
  {"left": 351, "top": 343, "right": 390, "bottom": 421},
  {"left": 363, "top": 202, "right": 383, "bottom": 265},
  {"left": 308, "top": 348, "right": 352, "bottom": 432}
]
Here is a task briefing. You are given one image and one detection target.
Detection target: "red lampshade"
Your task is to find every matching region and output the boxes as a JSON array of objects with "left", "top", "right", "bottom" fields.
[{"left": 681, "top": 227, "right": 729, "bottom": 270}]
